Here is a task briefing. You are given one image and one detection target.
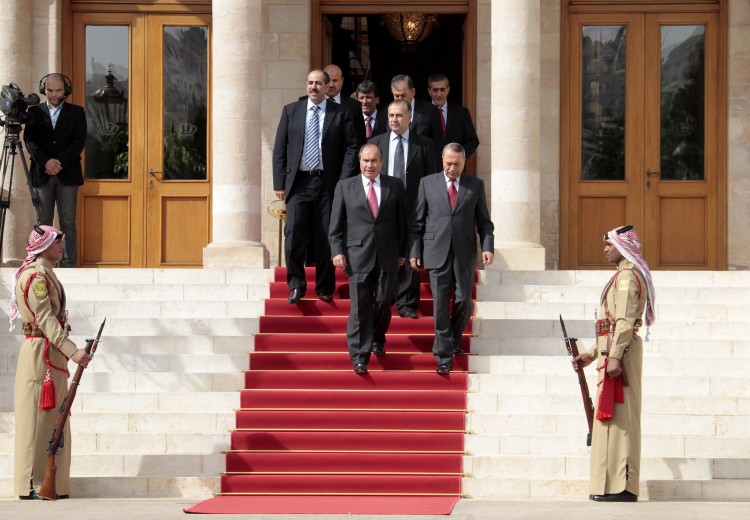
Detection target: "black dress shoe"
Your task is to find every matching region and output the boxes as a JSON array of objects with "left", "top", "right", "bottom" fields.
[
  {"left": 592, "top": 490, "right": 637, "bottom": 502},
  {"left": 287, "top": 289, "right": 303, "bottom": 304},
  {"left": 372, "top": 343, "right": 386, "bottom": 356},
  {"left": 57, "top": 494, "right": 69, "bottom": 499},
  {"left": 318, "top": 293, "right": 333, "bottom": 302},
  {"left": 436, "top": 364, "right": 452, "bottom": 374},
  {"left": 398, "top": 309, "right": 418, "bottom": 319},
  {"left": 19, "top": 490, "right": 39, "bottom": 500},
  {"left": 453, "top": 346, "right": 467, "bottom": 356},
  {"left": 354, "top": 364, "right": 368, "bottom": 374}
]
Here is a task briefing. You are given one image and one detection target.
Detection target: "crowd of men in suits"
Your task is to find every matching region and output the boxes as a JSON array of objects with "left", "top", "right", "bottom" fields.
[{"left": 273, "top": 66, "right": 494, "bottom": 374}]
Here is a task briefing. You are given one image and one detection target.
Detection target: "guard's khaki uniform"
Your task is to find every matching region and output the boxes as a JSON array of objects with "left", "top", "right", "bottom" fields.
[
  {"left": 13, "top": 257, "right": 77, "bottom": 496},
  {"left": 586, "top": 258, "right": 647, "bottom": 497}
]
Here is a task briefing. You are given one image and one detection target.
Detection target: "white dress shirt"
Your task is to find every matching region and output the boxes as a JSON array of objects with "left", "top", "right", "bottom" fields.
[
  {"left": 387, "top": 130, "right": 410, "bottom": 178},
  {"left": 361, "top": 174, "right": 381, "bottom": 206}
]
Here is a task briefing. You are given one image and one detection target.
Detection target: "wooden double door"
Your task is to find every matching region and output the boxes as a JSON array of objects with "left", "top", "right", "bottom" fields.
[
  {"left": 69, "top": 11, "right": 211, "bottom": 267},
  {"left": 561, "top": 3, "right": 725, "bottom": 269}
]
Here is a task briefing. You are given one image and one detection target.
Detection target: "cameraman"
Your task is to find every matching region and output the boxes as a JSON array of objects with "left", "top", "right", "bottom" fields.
[{"left": 23, "top": 74, "right": 86, "bottom": 268}]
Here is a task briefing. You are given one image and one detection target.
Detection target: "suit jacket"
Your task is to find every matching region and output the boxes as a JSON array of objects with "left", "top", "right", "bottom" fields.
[
  {"left": 329, "top": 174, "right": 407, "bottom": 274},
  {"left": 24, "top": 102, "right": 87, "bottom": 187},
  {"left": 339, "top": 95, "right": 367, "bottom": 147},
  {"left": 431, "top": 103, "right": 480, "bottom": 164},
  {"left": 368, "top": 131, "right": 436, "bottom": 214},
  {"left": 273, "top": 98, "right": 358, "bottom": 198},
  {"left": 410, "top": 172, "right": 494, "bottom": 271},
  {"left": 411, "top": 98, "right": 436, "bottom": 141},
  {"left": 365, "top": 108, "right": 389, "bottom": 138}
]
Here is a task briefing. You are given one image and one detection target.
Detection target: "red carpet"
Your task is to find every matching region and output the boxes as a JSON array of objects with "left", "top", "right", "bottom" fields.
[{"left": 186, "top": 266, "right": 471, "bottom": 515}]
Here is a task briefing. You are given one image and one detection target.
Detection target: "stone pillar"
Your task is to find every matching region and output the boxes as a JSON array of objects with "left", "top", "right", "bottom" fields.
[
  {"left": 203, "top": 0, "right": 268, "bottom": 267},
  {"left": 490, "top": 0, "right": 545, "bottom": 270},
  {"left": 0, "top": 1, "right": 36, "bottom": 265}
]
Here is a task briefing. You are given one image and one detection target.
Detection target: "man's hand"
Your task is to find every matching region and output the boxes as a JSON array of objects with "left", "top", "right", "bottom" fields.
[
  {"left": 70, "top": 348, "right": 92, "bottom": 368},
  {"left": 572, "top": 352, "right": 593, "bottom": 372},
  {"left": 332, "top": 254, "right": 347, "bottom": 270},
  {"left": 398, "top": 257, "right": 405, "bottom": 267},
  {"left": 275, "top": 190, "right": 285, "bottom": 200},
  {"left": 45, "top": 159, "right": 62, "bottom": 176},
  {"left": 409, "top": 258, "right": 421, "bottom": 271},
  {"left": 606, "top": 357, "right": 622, "bottom": 379},
  {"left": 482, "top": 251, "right": 494, "bottom": 266}
]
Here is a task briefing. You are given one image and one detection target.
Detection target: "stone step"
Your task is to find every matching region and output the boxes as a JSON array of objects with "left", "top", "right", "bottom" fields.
[
  {"left": 480, "top": 269, "right": 750, "bottom": 288},
  {"left": 0, "top": 475, "right": 218, "bottom": 498}
]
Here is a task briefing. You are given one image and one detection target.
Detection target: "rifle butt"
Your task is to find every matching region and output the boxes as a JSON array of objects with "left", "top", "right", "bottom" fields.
[{"left": 38, "top": 454, "right": 57, "bottom": 500}]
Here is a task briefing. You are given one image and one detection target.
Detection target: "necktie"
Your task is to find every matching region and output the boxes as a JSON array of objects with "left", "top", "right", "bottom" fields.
[
  {"left": 448, "top": 179, "right": 457, "bottom": 210},
  {"left": 393, "top": 135, "right": 405, "bottom": 184},
  {"left": 367, "top": 180, "right": 378, "bottom": 218},
  {"left": 303, "top": 105, "right": 320, "bottom": 170},
  {"left": 440, "top": 108, "right": 447, "bottom": 136},
  {"left": 365, "top": 116, "right": 373, "bottom": 139}
]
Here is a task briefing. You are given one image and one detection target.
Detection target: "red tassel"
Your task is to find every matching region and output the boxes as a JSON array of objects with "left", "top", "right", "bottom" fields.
[{"left": 40, "top": 369, "right": 56, "bottom": 410}]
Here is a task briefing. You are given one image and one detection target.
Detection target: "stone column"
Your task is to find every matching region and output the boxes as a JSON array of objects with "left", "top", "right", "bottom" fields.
[
  {"left": 0, "top": 1, "right": 36, "bottom": 265},
  {"left": 490, "top": 0, "right": 545, "bottom": 270},
  {"left": 203, "top": 0, "right": 268, "bottom": 267}
]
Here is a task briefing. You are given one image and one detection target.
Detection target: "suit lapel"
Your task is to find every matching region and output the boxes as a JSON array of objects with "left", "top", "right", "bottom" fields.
[
  {"left": 378, "top": 137, "right": 389, "bottom": 174},
  {"left": 354, "top": 175, "right": 374, "bottom": 221},
  {"left": 293, "top": 100, "right": 307, "bottom": 143},
  {"left": 378, "top": 177, "right": 390, "bottom": 219},
  {"left": 454, "top": 174, "right": 470, "bottom": 211},
  {"left": 322, "top": 102, "right": 334, "bottom": 137},
  {"left": 444, "top": 104, "right": 456, "bottom": 138},
  {"left": 406, "top": 133, "right": 418, "bottom": 168}
]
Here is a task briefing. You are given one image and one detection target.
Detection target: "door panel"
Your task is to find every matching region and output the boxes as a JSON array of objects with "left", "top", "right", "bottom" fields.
[
  {"left": 562, "top": 5, "right": 724, "bottom": 270},
  {"left": 73, "top": 12, "right": 210, "bottom": 267}
]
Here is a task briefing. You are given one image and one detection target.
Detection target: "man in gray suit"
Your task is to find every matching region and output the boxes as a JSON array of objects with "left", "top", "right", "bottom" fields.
[
  {"left": 409, "top": 143, "right": 495, "bottom": 373},
  {"left": 329, "top": 144, "right": 407, "bottom": 374},
  {"left": 369, "top": 99, "right": 436, "bottom": 319}
]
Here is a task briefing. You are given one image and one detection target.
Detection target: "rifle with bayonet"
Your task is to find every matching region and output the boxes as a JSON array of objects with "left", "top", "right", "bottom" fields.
[
  {"left": 38, "top": 318, "right": 106, "bottom": 500},
  {"left": 560, "top": 315, "right": 594, "bottom": 447}
]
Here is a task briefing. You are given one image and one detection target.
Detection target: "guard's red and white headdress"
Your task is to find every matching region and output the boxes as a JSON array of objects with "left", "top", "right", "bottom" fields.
[
  {"left": 8, "top": 225, "right": 64, "bottom": 330},
  {"left": 605, "top": 225, "right": 656, "bottom": 328}
]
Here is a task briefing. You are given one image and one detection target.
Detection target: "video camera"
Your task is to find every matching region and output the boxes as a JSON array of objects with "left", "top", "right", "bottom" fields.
[{"left": 1, "top": 83, "right": 40, "bottom": 126}]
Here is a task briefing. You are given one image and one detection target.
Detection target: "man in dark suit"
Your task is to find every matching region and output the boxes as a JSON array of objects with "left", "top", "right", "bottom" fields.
[
  {"left": 355, "top": 80, "right": 388, "bottom": 139},
  {"left": 369, "top": 99, "right": 436, "bottom": 320},
  {"left": 390, "top": 74, "right": 435, "bottom": 141},
  {"left": 323, "top": 64, "right": 366, "bottom": 147},
  {"left": 273, "top": 69, "right": 358, "bottom": 304},
  {"left": 427, "top": 73, "right": 480, "bottom": 168},
  {"left": 410, "top": 143, "right": 494, "bottom": 374},
  {"left": 329, "top": 144, "right": 407, "bottom": 374},
  {"left": 24, "top": 73, "right": 87, "bottom": 267}
]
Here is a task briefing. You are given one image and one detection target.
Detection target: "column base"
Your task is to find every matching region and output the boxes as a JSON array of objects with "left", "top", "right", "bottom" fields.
[
  {"left": 492, "top": 242, "right": 546, "bottom": 270},
  {"left": 203, "top": 241, "right": 269, "bottom": 268}
]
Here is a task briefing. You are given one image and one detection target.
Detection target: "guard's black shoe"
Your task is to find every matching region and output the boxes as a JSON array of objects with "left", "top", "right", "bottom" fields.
[
  {"left": 19, "top": 490, "right": 39, "bottom": 500},
  {"left": 592, "top": 490, "right": 637, "bottom": 502},
  {"left": 287, "top": 289, "right": 303, "bottom": 304}
]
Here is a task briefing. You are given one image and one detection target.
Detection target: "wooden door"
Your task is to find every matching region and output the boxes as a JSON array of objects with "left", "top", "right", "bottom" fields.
[
  {"left": 561, "top": 4, "right": 725, "bottom": 270},
  {"left": 72, "top": 12, "right": 211, "bottom": 267}
]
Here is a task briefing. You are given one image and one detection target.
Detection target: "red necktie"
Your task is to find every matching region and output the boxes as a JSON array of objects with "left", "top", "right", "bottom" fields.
[
  {"left": 448, "top": 179, "right": 457, "bottom": 210},
  {"left": 365, "top": 116, "right": 373, "bottom": 139},
  {"left": 367, "top": 180, "right": 378, "bottom": 218},
  {"left": 440, "top": 108, "right": 446, "bottom": 136}
]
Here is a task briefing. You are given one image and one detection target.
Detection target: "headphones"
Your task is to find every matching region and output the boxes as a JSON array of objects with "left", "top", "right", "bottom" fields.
[{"left": 39, "top": 73, "right": 73, "bottom": 98}]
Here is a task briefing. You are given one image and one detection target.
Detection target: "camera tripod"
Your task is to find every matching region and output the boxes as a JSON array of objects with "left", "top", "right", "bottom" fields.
[{"left": 0, "top": 121, "right": 42, "bottom": 263}]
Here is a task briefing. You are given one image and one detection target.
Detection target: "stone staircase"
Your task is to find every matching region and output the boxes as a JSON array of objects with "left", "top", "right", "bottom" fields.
[{"left": 1, "top": 267, "right": 748, "bottom": 500}]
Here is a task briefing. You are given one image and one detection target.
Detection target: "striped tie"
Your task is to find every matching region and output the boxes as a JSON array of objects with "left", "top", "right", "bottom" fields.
[{"left": 303, "top": 105, "right": 321, "bottom": 170}]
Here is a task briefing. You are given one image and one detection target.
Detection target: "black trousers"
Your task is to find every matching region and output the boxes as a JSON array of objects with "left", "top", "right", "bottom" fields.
[
  {"left": 428, "top": 246, "right": 474, "bottom": 365},
  {"left": 395, "top": 263, "right": 421, "bottom": 313},
  {"left": 346, "top": 261, "right": 398, "bottom": 366},
  {"left": 284, "top": 175, "right": 335, "bottom": 296}
]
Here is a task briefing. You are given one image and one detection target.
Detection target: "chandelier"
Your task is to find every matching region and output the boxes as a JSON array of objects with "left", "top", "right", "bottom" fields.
[{"left": 382, "top": 13, "right": 438, "bottom": 51}]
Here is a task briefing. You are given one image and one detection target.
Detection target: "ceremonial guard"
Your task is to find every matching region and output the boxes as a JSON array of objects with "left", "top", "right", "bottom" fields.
[
  {"left": 11, "top": 225, "right": 91, "bottom": 499},
  {"left": 572, "top": 225, "right": 656, "bottom": 502}
]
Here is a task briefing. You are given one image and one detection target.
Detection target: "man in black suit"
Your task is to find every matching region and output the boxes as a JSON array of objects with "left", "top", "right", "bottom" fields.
[
  {"left": 390, "top": 74, "right": 435, "bottom": 141},
  {"left": 368, "top": 99, "right": 436, "bottom": 320},
  {"left": 427, "top": 73, "right": 480, "bottom": 168},
  {"left": 329, "top": 144, "right": 407, "bottom": 374},
  {"left": 273, "top": 69, "right": 358, "bottom": 304},
  {"left": 24, "top": 73, "right": 87, "bottom": 267},
  {"left": 323, "top": 64, "right": 366, "bottom": 147},
  {"left": 410, "top": 143, "right": 494, "bottom": 374},
  {"left": 355, "top": 80, "right": 388, "bottom": 139}
]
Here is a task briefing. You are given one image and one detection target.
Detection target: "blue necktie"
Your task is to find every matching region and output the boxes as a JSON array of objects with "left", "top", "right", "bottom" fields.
[{"left": 304, "top": 105, "right": 321, "bottom": 170}]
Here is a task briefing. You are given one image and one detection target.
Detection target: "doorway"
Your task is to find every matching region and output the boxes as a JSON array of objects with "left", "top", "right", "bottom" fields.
[
  {"left": 69, "top": 10, "right": 211, "bottom": 267},
  {"left": 560, "top": 2, "right": 726, "bottom": 270}
]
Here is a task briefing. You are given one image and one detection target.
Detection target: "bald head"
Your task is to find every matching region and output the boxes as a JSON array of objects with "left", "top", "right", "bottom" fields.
[{"left": 324, "top": 64, "right": 344, "bottom": 98}]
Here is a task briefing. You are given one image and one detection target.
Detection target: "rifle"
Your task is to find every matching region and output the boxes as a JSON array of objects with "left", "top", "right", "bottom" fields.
[
  {"left": 38, "top": 318, "right": 106, "bottom": 500},
  {"left": 560, "top": 315, "right": 594, "bottom": 447}
]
